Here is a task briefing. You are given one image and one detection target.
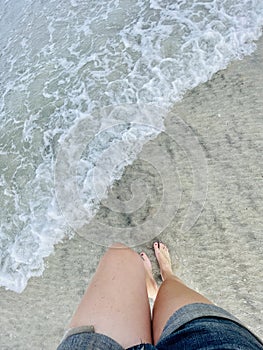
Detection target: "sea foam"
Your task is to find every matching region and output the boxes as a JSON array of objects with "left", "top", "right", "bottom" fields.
[{"left": 0, "top": 0, "right": 263, "bottom": 292}]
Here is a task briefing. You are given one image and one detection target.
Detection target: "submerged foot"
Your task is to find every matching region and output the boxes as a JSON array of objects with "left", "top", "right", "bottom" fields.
[
  {"left": 140, "top": 252, "right": 159, "bottom": 300},
  {"left": 153, "top": 242, "right": 173, "bottom": 281}
]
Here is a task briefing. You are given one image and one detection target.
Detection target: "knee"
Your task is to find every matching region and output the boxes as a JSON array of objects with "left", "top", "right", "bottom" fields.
[
  {"left": 110, "top": 242, "right": 128, "bottom": 249},
  {"left": 108, "top": 242, "right": 136, "bottom": 257},
  {"left": 106, "top": 242, "right": 142, "bottom": 265}
]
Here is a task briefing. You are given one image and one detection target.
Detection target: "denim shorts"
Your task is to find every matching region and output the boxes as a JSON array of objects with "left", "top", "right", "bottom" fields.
[{"left": 57, "top": 303, "right": 263, "bottom": 350}]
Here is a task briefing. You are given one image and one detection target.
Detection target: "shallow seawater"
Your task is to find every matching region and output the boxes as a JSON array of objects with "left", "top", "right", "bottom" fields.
[{"left": 0, "top": 0, "right": 262, "bottom": 292}]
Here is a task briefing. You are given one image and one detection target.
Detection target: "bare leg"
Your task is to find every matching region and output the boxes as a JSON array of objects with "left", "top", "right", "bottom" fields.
[
  {"left": 140, "top": 252, "right": 159, "bottom": 300},
  {"left": 68, "top": 243, "right": 152, "bottom": 349},
  {"left": 152, "top": 242, "right": 213, "bottom": 344}
]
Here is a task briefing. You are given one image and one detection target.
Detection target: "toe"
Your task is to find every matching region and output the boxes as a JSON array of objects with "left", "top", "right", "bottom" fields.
[
  {"left": 140, "top": 252, "right": 145, "bottom": 260},
  {"left": 153, "top": 241, "right": 161, "bottom": 256},
  {"left": 160, "top": 242, "right": 168, "bottom": 251},
  {"left": 140, "top": 252, "right": 152, "bottom": 270},
  {"left": 153, "top": 241, "right": 160, "bottom": 250}
]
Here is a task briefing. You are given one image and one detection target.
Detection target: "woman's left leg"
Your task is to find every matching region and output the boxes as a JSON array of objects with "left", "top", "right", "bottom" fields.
[{"left": 68, "top": 242, "right": 152, "bottom": 349}]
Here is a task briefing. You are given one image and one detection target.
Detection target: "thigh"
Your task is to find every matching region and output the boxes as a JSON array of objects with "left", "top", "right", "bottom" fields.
[{"left": 68, "top": 243, "right": 152, "bottom": 349}]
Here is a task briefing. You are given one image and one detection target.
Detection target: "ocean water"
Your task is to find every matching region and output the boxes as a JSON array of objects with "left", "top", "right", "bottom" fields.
[{"left": 0, "top": 0, "right": 263, "bottom": 293}]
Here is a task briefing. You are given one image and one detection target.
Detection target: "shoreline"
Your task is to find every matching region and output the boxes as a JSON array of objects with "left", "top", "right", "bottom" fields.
[{"left": 1, "top": 36, "right": 263, "bottom": 349}]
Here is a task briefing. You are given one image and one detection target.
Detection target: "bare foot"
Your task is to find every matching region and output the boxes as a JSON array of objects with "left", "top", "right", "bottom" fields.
[
  {"left": 153, "top": 242, "right": 173, "bottom": 281},
  {"left": 140, "top": 252, "right": 159, "bottom": 300}
]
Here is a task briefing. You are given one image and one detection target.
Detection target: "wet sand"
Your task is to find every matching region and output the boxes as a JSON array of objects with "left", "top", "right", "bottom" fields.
[{"left": 1, "top": 36, "right": 263, "bottom": 349}]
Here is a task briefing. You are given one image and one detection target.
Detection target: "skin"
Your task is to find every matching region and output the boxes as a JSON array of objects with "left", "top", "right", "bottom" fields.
[
  {"left": 68, "top": 242, "right": 213, "bottom": 348},
  {"left": 151, "top": 242, "right": 213, "bottom": 344}
]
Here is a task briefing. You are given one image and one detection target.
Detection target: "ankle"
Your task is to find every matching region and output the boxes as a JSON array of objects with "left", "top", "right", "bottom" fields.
[
  {"left": 161, "top": 269, "right": 174, "bottom": 281},
  {"left": 162, "top": 273, "right": 184, "bottom": 286}
]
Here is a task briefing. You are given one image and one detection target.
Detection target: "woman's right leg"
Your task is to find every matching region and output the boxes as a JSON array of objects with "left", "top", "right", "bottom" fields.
[
  {"left": 152, "top": 242, "right": 213, "bottom": 344},
  {"left": 68, "top": 242, "right": 152, "bottom": 349}
]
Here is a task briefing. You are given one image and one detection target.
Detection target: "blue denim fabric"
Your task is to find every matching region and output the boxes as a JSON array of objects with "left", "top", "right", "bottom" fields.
[
  {"left": 57, "top": 331, "right": 124, "bottom": 350},
  {"left": 155, "top": 317, "right": 263, "bottom": 350},
  {"left": 57, "top": 303, "right": 263, "bottom": 350}
]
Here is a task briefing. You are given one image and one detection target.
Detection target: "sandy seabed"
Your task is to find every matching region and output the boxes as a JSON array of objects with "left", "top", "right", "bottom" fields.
[{"left": 1, "top": 36, "right": 263, "bottom": 349}]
